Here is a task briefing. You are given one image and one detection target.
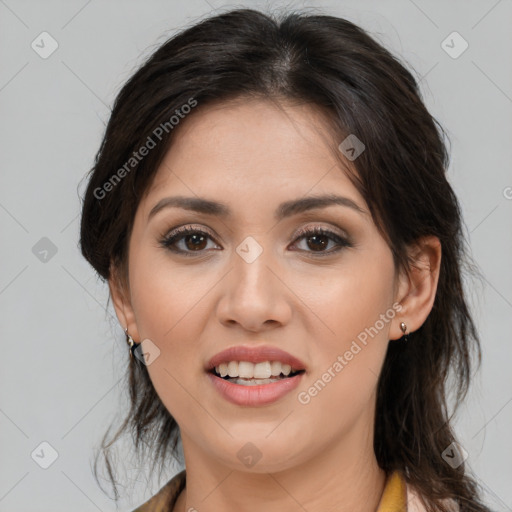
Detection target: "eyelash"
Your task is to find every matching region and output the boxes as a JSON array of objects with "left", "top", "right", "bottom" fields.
[{"left": 159, "top": 224, "right": 352, "bottom": 257}]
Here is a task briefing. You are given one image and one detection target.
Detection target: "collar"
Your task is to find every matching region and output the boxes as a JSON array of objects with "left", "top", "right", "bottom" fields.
[
  {"left": 132, "top": 469, "right": 409, "bottom": 512},
  {"left": 376, "top": 470, "right": 407, "bottom": 511}
]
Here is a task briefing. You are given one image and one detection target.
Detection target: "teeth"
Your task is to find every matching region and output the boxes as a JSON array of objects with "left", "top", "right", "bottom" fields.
[
  {"left": 229, "top": 378, "right": 282, "bottom": 386},
  {"left": 218, "top": 363, "right": 229, "bottom": 377},
  {"left": 281, "top": 363, "right": 292, "bottom": 376},
  {"left": 214, "top": 361, "right": 298, "bottom": 379},
  {"left": 227, "top": 361, "right": 238, "bottom": 378},
  {"left": 270, "top": 361, "right": 281, "bottom": 376},
  {"left": 254, "top": 361, "right": 271, "bottom": 379},
  {"left": 238, "top": 361, "right": 256, "bottom": 378}
]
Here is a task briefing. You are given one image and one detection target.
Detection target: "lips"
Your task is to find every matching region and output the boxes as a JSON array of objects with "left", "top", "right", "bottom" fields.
[
  {"left": 205, "top": 345, "right": 307, "bottom": 372},
  {"left": 207, "top": 370, "right": 304, "bottom": 406},
  {"left": 205, "top": 345, "right": 307, "bottom": 406}
]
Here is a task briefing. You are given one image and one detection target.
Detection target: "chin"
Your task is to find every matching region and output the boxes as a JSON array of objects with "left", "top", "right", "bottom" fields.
[{"left": 212, "top": 437, "right": 308, "bottom": 474}]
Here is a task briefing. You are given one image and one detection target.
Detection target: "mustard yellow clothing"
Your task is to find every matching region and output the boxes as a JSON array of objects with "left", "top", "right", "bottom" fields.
[
  {"left": 377, "top": 470, "right": 407, "bottom": 511},
  {"left": 131, "top": 469, "right": 411, "bottom": 512}
]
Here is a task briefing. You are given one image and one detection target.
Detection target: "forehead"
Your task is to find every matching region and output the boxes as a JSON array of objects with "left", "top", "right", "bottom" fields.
[{"left": 143, "top": 98, "right": 364, "bottom": 213}]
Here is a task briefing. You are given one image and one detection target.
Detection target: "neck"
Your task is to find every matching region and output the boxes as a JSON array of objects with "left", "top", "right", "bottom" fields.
[{"left": 175, "top": 425, "right": 387, "bottom": 512}]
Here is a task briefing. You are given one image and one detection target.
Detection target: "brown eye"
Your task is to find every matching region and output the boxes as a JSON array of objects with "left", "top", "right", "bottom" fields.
[
  {"left": 160, "top": 225, "right": 352, "bottom": 258},
  {"left": 292, "top": 227, "right": 352, "bottom": 256},
  {"left": 160, "top": 226, "right": 220, "bottom": 256},
  {"left": 304, "top": 233, "right": 330, "bottom": 252},
  {"left": 183, "top": 233, "right": 208, "bottom": 251}
]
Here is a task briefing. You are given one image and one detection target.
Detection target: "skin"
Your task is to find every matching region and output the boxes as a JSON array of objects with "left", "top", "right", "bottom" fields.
[{"left": 110, "top": 98, "right": 441, "bottom": 512}]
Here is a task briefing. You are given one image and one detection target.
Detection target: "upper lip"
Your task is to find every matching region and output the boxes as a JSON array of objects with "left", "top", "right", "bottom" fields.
[{"left": 206, "top": 345, "right": 307, "bottom": 372}]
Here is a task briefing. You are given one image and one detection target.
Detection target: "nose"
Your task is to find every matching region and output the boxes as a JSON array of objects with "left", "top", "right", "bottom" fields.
[{"left": 216, "top": 245, "right": 292, "bottom": 332}]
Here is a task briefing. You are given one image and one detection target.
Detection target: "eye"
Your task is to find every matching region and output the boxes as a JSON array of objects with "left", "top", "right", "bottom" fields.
[
  {"left": 160, "top": 224, "right": 352, "bottom": 257},
  {"left": 160, "top": 225, "right": 220, "bottom": 256},
  {"left": 291, "top": 225, "right": 352, "bottom": 256}
]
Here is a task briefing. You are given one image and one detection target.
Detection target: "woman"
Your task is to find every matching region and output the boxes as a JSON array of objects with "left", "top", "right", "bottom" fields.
[{"left": 79, "top": 8, "right": 491, "bottom": 512}]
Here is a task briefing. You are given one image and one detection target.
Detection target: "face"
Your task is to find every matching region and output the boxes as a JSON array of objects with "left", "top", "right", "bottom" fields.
[{"left": 115, "top": 98, "right": 406, "bottom": 473}]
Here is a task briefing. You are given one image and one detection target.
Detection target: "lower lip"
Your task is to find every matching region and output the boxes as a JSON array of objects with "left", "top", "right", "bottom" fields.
[{"left": 207, "top": 371, "right": 304, "bottom": 406}]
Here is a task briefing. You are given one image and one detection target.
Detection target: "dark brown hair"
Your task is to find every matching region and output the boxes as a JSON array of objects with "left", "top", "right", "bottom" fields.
[{"left": 80, "top": 8, "right": 490, "bottom": 511}]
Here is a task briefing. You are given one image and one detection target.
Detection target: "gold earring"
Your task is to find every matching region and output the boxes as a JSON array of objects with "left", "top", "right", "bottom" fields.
[
  {"left": 399, "top": 322, "right": 409, "bottom": 342},
  {"left": 125, "top": 328, "right": 138, "bottom": 359}
]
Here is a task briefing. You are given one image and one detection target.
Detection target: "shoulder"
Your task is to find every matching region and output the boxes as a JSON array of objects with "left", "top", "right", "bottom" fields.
[
  {"left": 131, "top": 469, "right": 186, "bottom": 512},
  {"left": 406, "top": 481, "right": 459, "bottom": 512}
]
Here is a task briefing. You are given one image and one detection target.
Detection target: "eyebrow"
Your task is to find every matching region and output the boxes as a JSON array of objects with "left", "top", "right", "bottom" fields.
[{"left": 148, "top": 193, "right": 368, "bottom": 222}]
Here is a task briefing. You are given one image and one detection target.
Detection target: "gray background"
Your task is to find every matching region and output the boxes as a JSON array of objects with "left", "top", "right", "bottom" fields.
[{"left": 1, "top": 0, "right": 511, "bottom": 511}]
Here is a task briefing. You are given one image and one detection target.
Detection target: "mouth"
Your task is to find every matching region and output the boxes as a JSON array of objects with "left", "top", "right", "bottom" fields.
[{"left": 205, "top": 345, "right": 307, "bottom": 405}]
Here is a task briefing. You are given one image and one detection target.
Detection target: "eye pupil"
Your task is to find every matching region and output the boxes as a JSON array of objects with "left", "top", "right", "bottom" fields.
[
  {"left": 307, "top": 234, "right": 328, "bottom": 251},
  {"left": 185, "top": 234, "right": 207, "bottom": 251}
]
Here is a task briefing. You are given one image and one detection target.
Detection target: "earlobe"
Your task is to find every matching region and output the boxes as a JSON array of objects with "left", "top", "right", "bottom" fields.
[
  {"left": 108, "top": 262, "right": 140, "bottom": 342},
  {"left": 392, "top": 236, "right": 442, "bottom": 341}
]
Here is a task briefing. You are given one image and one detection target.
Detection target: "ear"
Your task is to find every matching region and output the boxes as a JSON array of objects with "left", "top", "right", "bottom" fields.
[
  {"left": 390, "top": 235, "right": 442, "bottom": 340},
  {"left": 108, "top": 261, "right": 140, "bottom": 342}
]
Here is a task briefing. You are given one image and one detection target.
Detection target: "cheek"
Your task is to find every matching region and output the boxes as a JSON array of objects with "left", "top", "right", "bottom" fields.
[
  {"left": 293, "top": 251, "right": 396, "bottom": 351},
  {"left": 127, "top": 247, "right": 214, "bottom": 417},
  {"left": 294, "top": 251, "right": 395, "bottom": 409},
  {"left": 129, "top": 243, "right": 208, "bottom": 339}
]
